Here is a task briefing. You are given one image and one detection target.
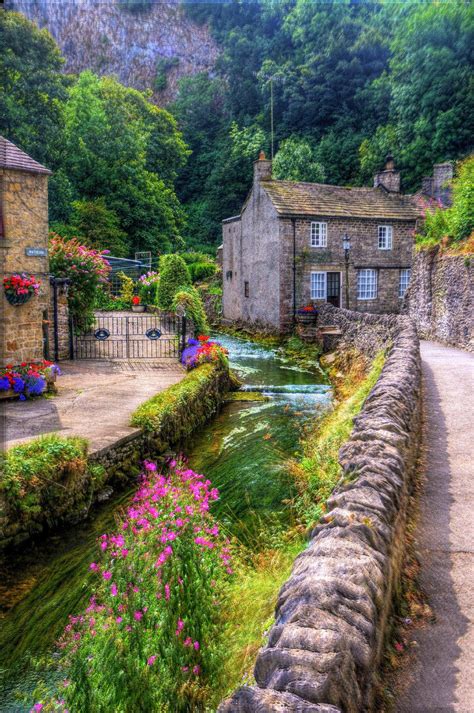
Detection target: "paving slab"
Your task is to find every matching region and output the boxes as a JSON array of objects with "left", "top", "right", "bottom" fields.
[
  {"left": 396, "top": 341, "right": 474, "bottom": 713},
  {"left": 1, "top": 359, "right": 185, "bottom": 453}
]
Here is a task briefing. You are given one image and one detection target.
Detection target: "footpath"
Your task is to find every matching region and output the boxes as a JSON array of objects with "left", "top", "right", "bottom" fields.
[{"left": 396, "top": 341, "right": 474, "bottom": 713}]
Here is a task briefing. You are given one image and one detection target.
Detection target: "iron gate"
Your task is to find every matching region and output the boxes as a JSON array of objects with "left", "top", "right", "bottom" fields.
[{"left": 71, "top": 313, "right": 186, "bottom": 360}]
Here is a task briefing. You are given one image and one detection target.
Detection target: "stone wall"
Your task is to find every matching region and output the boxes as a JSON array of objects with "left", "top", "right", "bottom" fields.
[
  {"left": 219, "top": 307, "right": 421, "bottom": 712},
  {"left": 47, "top": 282, "right": 70, "bottom": 361},
  {"left": 406, "top": 246, "right": 473, "bottom": 351},
  {"left": 1, "top": 168, "right": 50, "bottom": 366}
]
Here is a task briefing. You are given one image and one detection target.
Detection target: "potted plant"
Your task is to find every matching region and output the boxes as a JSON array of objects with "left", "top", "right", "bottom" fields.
[
  {"left": 3, "top": 273, "right": 40, "bottom": 305},
  {"left": 131, "top": 295, "right": 145, "bottom": 313},
  {"left": 296, "top": 304, "right": 318, "bottom": 325}
]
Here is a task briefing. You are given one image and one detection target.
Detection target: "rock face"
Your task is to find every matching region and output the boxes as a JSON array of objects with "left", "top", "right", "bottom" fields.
[
  {"left": 405, "top": 246, "right": 473, "bottom": 351},
  {"left": 7, "top": 0, "right": 218, "bottom": 103},
  {"left": 219, "top": 306, "right": 421, "bottom": 712}
]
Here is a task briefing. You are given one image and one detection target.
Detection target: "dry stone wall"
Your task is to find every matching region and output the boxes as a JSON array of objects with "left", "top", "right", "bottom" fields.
[
  {"left": 405, "top": 246, "right": 473, "bottom": 351},
  {"left": 219, "top": 306, "right": 421, "bottom": 713}
]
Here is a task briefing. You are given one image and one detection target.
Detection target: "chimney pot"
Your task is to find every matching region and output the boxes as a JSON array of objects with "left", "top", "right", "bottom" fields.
[
  {"left": 258, "top": 150, "right": 266, "bottom": 161},
  {"left": 254, "top": 151, "right": 272, "bottom": 183}
]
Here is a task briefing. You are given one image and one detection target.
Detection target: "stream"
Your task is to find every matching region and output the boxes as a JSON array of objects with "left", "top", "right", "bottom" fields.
[{"left": 0, "top": 333, "right": 331, "bottom": 710}]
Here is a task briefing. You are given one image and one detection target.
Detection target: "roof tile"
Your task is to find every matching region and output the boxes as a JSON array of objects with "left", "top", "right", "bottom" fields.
[
  {"left": 0, "top": 136, "right": 51, "bottom": 175},
  {"left": 260, "top": 179, "right": 420, "bottom": 221}
]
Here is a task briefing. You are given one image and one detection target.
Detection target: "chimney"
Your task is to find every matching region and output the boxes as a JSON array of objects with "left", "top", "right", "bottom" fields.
[
  {"left": 254, "top": 150, "right": 272, "bottom": 183},
  {"left": 373, "top": 154, "right": 401, "bottom": 193},
  {"left": 433, "top": 162, "right": 454, "bottom": 195}
]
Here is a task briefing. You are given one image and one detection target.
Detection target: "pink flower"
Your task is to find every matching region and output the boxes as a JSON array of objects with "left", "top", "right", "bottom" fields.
[
  {"left": 193, "top": 665, "right": 201, "bottom": 675},
  {"left": 102, "top": 570, "right": 112, "bottom": 581},
  {"left": 193, "top": 640, "right": 200, "bottom": 650},
  {"left": 165, "top": 583, "right": 171, "bottom": 601},
  {"left": 134, "top": 610, "right": 143, "bottom": 621},
  {"left": 32, "top": 705, "right": 43, "bottom": 712},
  {"left": 89, "top": 562, "right": 99, "bottom": 572},
  {"left": 176, "top": 619, "right": 184, "bottom": 632},
  {"left": 144, "top": 461, "right": 157, "bottom": 471},
  {"left": 184, "top": 636, "right": 193, "bottom": 647},
  {"left": 110, "top": 583, "right": 118, "bottom": 596},
  {"left": 147, "top": 655, "right": 157, "bottom": 666},
  {"left": 116, "top": 617, "right": 123, "bottom": 624}
]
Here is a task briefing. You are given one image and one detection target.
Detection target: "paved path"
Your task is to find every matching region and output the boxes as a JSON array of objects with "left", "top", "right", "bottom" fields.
[
  {"left": 2, "top": 359, "right": 184, "bottom": 453},
  {"left": 396, "top": 341, "right": 474, "bottom": 713}
]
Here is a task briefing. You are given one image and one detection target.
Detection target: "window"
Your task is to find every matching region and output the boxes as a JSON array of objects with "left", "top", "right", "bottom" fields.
[
  {"left": 310, "top": 222, "right": 327, "bottom": 248},
  {"left": 311, "top": 271, "right": 327, "bottom": 300},
  {"left": 357, "top": 269, "right": 377, "bottom": 300},
  {"left": 378, "top": 225, "right": 393, "bottom": 250},
  {"left": 244, "top": 281, "right": 249, "bottom": 298},
  {"left": 399, "top": 268, "right": 411, "bottom": 298}
]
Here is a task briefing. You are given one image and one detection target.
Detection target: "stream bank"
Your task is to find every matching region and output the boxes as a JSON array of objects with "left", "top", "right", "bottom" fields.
[{"left": 0, "top": 332, "right": 331, "bottom": 711}]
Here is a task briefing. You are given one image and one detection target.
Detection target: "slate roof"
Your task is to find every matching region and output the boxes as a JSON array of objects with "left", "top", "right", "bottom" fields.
[
  {"left": 260, "top": 179, "right": 420, "bottom": 221},
  {"left": 0, "top": 136, "right": 51, "bottom": 175}
]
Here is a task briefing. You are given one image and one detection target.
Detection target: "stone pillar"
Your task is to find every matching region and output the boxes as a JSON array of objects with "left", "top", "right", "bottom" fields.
[{"left": 1, "top": 160, "right": 51, "bottom": 366}]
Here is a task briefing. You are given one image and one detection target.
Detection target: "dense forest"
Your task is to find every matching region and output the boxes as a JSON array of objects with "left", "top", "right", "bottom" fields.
[{"left": 1, "top": 2, "right": 473, "bottom": 254}]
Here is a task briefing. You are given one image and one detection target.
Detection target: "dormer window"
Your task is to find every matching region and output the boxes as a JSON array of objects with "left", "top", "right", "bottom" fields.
[
  {"left": 378, "top": 225, "right": 393, "bottom": 250},
  {"left": 310, "top": 222, "right": 327, "bottom": 248}
]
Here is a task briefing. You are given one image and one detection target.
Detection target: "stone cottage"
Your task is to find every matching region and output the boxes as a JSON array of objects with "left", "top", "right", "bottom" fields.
[
  {"left": 0, "top": 136, "right": 68, "bottom": 367},
  {"left": 222, "top": 153, "right": 424, "bottom": 332}
]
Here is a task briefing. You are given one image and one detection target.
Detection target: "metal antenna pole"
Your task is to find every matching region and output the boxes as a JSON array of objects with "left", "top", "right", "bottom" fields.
[{"left": 270, "top": 77, "right": 274, "bottom": 159}]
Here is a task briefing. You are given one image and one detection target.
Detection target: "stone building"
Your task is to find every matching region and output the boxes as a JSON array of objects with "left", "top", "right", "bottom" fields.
[
  {"left": 222, "top": 153, "right": 422, "bottom": 332},
  {"left": 0, "top": 136, "right": 59, "bottom": 366}
]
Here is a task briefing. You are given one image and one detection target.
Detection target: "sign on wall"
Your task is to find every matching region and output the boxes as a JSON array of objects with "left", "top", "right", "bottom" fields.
[{"left": 25, "top": 247, "right": 48, "bottom": 257}]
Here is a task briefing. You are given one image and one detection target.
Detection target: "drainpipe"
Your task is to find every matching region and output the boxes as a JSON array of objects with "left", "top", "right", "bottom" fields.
[{"left": 292, "top": 218, "right": 297, "bottom": 326}]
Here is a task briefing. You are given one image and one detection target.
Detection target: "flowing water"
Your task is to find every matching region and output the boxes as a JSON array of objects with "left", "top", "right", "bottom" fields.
[{"left": 0, "top": 333, "right": 331, "bottom": 710}]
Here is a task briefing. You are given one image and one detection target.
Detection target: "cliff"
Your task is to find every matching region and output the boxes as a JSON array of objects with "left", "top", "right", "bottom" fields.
[{"left": 7, "top": 0, "right": 219, "bottom": 103}]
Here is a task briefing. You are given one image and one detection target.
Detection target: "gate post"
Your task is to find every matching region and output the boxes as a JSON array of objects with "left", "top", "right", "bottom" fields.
[
  {"left": 180, "top": 314, "right": 187, "bottom": 354},
  {"left": 69, "top": 316, "right": 75, "bottom": 360}
]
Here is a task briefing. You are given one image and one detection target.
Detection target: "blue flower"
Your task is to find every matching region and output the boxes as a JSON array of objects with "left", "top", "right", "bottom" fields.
[
  {"left": 12, "top": 377, "right": 25, "bottom": 394},
  {"left": 0, "top": 377, "right": 10, "bottom": 391},
  {"left": 187, "top": 339, "right": 199, "bottom": 347},
  {"left": 19, "top": 394, "right": 27, "bottom": 401},
  {"left": 26, "top": 376, "right": 46, "bottom": 396}
]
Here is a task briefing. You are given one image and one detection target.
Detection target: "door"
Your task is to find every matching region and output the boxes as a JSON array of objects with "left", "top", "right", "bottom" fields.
[{"left": 326, "top": 272, "right": 341, "bottom": 307}]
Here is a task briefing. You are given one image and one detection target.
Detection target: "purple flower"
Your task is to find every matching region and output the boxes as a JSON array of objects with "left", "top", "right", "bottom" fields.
[
  {"left": 12, "top": 376, "right": 25, "bottom": 393},
  {"left": 0, "top": 377, "right": 10, "bottom": 391}
]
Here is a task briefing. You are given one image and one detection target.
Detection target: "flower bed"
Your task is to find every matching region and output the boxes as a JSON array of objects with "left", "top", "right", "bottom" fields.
[
  {"left": 181, "top": 336, "right": 228, "bottom": 371},
  {"left": 0, "top": 361, "right": 60, "bottom": 401},
  {"left": 32, "top": 460, "right": 233, "bottom": 712}
]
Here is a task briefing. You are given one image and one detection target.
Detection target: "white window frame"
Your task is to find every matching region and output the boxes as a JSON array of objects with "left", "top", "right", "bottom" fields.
[
  {"left": 399, "top": 268, "right": 411, "bottom": 299},
  {"left": 310, "top": 271, "right": 327, "bottom": 300},
  {"left": 378, "top": 225, "right": 393, "bottom": 250},
  {"left": 357, "top": 269, "right": 378, "bottom": 300},
  {"left": 310, "top": 222, "right": 327, "bottom": 248}
]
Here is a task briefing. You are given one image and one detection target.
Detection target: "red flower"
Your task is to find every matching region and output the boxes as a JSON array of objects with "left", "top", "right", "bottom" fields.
[
  {"left": 198, "top": 335, "right": 210, "bottom": 342},
  {"left": 132, "top": 296, "right": 141, "bottom": 305}
]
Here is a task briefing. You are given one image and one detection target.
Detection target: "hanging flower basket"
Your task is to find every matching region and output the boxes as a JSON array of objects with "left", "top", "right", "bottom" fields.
[
  {"left": 5, "top": 291, "right": 33, "bottom": 306},
  {"left": 3, "top": 273, "right": 40, "bottom": 306}
]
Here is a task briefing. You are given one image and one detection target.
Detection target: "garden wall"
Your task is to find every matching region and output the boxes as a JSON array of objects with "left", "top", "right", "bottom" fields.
[
  {"left": 0, "top": 363, "right": 233, "bottom": 549},
  {"left": 219, "top": 307, "right": 421, "bottom": 712},
  {"left": 405, "top": 246, "right": 473, "bottom": 351}
]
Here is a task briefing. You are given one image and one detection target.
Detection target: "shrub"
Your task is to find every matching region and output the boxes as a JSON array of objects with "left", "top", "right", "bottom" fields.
[
  {"left": 188, "top": 261, "right": 217, "bottom": 283},
  {"left": 32, "top": 461, "right": 233, "bottom": 713},
  {"left": 180, "top": 252, "right": 212, "bottom": 266},
  {"left": 49, "top": 233, "right": 111, "bottom": 330},
  {"left": 172, "top": 285, "right": 209, "bottom": 335},
  {"left": 117, "top": 271, "right": 136, "bottom": 306},
  {"left": 138, "top": 271, "right": 160, "bottom": 305},
  {"left": 157, "top": 254, "right": 191, "bottom": 310},
  {"left": 94, "top": 285, "right": 129, "bottom": 311},
  {"left": 416, "top": 155, "right": 474, "bottom": 248},
  {"left": 1, "top": 435, "right": 98, "bottom": 518}
]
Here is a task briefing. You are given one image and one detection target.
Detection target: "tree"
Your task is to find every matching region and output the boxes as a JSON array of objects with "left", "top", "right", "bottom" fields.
[
  {"left": 388, "top": 3, "right": 474, "bottom": 188},
  {"left": 0, "top": 11, "right": 68, "bottom": 167},
  {"left": 273, "top": 136, "right": 325, "bottom": 183},
  {"left": 51, "top": 198, "right": 129, "bottom": 256},
  {"left": 156, "top": 253, "right": 191, "bottom": 310},
  {"left": 62, "top": 71, "right": 189, "bottom": 255}
]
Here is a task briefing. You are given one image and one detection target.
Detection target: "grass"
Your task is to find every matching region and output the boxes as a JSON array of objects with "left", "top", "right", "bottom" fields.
[
  {"left": 292, "top": 350, "right": 386, "bottom": 527},
  {"left": 210, "top": 349, "right": 386, "bottom": 700},
  {"left": 131, "top": 362, "right": 229, "bottom": 437},
  {"left": 1, "top": 434, "right": 94, "bottom": 516}
]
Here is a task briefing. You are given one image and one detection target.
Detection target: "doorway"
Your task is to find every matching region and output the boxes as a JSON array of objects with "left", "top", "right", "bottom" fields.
[{"left": 326, "top": 272, "right": 341, "bottom": 307}]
